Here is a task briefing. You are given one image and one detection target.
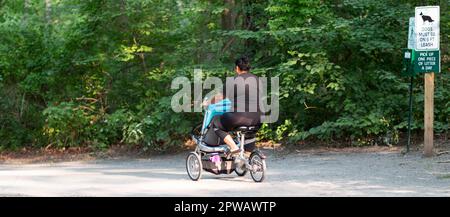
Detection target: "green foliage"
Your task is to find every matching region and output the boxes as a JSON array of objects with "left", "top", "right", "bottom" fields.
[
  {"left": 0, "top": 0, "right": 449, "bottom": 151},
  {"left": 43, "top": 102, "right": 90, "bottom": 147},
  {"left": 257, "top": 0, "right": 449, "bottom": 144}
]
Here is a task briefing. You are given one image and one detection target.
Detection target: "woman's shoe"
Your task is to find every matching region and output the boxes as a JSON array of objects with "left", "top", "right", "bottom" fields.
[{"left": 226, "top": 148, "right": 241, "bottom": 159}]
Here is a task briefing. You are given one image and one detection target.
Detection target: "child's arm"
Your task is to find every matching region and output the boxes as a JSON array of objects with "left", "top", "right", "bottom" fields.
[{"left": 202, "top": 93, "right": 224, "bottom": 107}]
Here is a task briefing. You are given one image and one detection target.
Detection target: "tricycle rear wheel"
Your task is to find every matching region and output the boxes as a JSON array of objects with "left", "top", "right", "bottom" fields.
[
  {"left": 234, "top": 164, "right": 247, "bottom": 176},
  {"left": 249, "top": 152, "right": 266, "bottom": 182}
]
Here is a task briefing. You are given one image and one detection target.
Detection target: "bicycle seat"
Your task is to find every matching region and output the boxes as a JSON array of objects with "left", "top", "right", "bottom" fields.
[
  {"left": 199, "top": 143, "right": 229, "bottom": 153},
  {"left": 235, "top": 125, "right": 260, "bottom": 133}
]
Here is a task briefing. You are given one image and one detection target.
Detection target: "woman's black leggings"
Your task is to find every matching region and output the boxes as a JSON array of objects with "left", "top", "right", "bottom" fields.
[{"left": 212, "top": 112, "right": 261, "bottom": 140}]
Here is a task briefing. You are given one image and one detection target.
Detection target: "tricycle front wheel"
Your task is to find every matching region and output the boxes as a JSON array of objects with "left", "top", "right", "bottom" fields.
[
  {"left": 186, "top": 152, "right": 202, "bottom": 181},
  {"left": 234, "top": 164, "right": 248, "bottom": 177}
]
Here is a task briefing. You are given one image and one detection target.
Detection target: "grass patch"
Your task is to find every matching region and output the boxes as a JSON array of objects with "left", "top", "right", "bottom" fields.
[{"left": 437, "top": 174, "right": 450, "bottom": 179}]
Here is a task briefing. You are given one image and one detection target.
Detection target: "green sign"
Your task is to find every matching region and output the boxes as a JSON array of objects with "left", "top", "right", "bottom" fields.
[
  {"left": 401, "top": 49, "right": 415, "bottom": 76},
  {"left": 413, "top": 50, "right": 440, "bottom": 73}
]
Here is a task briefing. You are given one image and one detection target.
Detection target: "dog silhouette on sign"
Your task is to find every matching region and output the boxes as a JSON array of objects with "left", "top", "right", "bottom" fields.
[{"left": 420, "top": 12, "right": 434, "bottom": 24}]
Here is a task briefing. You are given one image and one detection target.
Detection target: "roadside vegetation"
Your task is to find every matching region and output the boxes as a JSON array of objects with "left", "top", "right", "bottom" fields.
[{"left": 0, "top": 0, "right": 448, "bottom": 152}]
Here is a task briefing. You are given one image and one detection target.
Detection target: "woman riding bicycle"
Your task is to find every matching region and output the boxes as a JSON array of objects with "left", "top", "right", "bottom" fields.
[{"left": 205, "top": 56, "right": 262, "bottom": 155}]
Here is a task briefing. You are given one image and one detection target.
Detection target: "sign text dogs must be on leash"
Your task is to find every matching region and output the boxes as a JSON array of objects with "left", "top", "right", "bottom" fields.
[{"left": 415, "top": 6, "right": 439, "bottom": 51}]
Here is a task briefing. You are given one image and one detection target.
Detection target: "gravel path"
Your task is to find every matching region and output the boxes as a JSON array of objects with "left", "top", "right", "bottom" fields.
[{"left": 0, "top": 150, "right": 449, "bottom": 196}]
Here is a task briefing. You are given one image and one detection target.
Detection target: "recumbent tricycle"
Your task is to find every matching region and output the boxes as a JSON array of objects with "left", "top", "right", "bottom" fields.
[{"left": 186, "top": 98, "right": 267, "bottom": 182}]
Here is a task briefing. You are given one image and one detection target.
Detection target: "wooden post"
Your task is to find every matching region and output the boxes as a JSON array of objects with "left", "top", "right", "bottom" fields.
[{"left": 424, "top": 72, "right": 434, "bottom": 157}]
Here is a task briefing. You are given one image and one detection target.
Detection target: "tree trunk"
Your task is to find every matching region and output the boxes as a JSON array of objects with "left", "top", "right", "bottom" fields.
[
  {"left": 221, "top": 0, "right": 237, "bottom": 30},
  {"left": 24, "top": 0, "right": 31, "bottom": 10},
  {"left": 119, "top": 0, "right": 129, "bottom": 29},
  {"left": 242, "top": 0, "right": 255, "bottom": 50},
  {"left": 45, "top": 0, "right": 51, "bottom": 25},
  {"left": 24, "top": 0, "right": 31, "bottom": 21},
  {"left": 221, "top": 0, "right": 238, "bottom": 56}
]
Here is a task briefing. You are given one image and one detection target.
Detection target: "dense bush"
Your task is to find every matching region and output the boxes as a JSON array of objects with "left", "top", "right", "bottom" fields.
[{"left": 0, "top": 0, "right": 448, "bottom": 151}]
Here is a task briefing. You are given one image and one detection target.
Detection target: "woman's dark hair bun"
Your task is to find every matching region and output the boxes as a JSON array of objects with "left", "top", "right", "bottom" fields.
[{"left": 235, "top": 56, "right": 251, "bottom": 71}]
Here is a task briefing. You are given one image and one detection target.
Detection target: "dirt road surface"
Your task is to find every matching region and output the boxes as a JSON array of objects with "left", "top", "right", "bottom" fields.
[{"left": 1, "top": 149, "right": 449, "bottom": 196}]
